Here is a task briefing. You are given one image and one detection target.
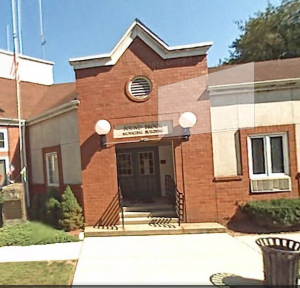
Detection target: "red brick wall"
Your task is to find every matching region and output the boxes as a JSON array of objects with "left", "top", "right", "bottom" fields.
[
  {"left": 0, "top": 126, "right": 20, "bottom": 182},
  {"left": 214, "top": 124, "right": 299, "bottom": 224},
  {"left": 75, "top": 38, "right": 210, "bottom": 226},
  {"left": 75, "top": 37, "right": 299, "bottom": 227}
]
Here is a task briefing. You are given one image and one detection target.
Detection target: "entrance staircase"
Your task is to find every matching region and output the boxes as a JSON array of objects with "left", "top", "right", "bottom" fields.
[
  {"left": 122, "top": 198, "right": 178, "bottom": 225},
  {"left": 84, "top": 197, "right": 226, "bottom": 237}
]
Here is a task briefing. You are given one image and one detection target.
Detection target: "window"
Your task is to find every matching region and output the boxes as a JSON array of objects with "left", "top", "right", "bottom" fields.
[
  {"left": 46, "top": 152, "right": 59, "bottom": 186},
  {"left": 0, "top": 129, "right": 8, "bottom": 152},
  {"left": 248, "top": 134, "right": 289, "bottom": 178},
  {"left": 138, "top": 151, "right": 155, "bottom": 175},
  {"left": 117, "top": 153, "right": 133, "bottom": 176},
  {"left": 0, "top": 157, "right": 8, "bottom": 187}
]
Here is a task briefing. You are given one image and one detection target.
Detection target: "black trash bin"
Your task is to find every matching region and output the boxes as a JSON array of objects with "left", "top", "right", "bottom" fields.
[{"left": 256, "top": 237, "right": 300, "bottom": 287}]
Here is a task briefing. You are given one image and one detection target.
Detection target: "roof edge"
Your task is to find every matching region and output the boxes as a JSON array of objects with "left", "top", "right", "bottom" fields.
[
  {"left": 69, "top": 19, "right": 213, "bottom": 70},
  {"left": 0, "top": 49, "right": 54, "bottom": 65},
  {"left": 208, "top": 77, "right": 300, "bottom": 95},
  {"left": 27, "top": 100, "right": 80, "bottom": 126}
]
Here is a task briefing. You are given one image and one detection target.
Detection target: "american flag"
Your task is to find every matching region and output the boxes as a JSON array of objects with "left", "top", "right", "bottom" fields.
[
  {"left": 10, "top": 52, "right": 20, "bottom": 82},
  {"left": 8, "top": 164, "right": 15, "bottom": 177}
]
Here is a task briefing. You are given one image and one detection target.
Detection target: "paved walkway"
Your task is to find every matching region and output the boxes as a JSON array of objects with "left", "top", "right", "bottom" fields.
[
  {"left": 72, "top": 233, "right": 267, "bottom": 285},
  {"left": 0, "top": 242, "right": 83, "bottom": 262}
]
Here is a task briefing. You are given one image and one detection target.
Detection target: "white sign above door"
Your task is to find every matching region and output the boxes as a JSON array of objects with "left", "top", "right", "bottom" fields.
[{"left": 113, "top": 120, "right": 173, "bottom": 138}]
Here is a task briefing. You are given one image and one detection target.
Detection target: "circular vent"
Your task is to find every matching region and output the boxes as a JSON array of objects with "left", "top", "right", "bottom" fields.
[{"left": 129, "top": 77, "right": 152, "bottom": 99}]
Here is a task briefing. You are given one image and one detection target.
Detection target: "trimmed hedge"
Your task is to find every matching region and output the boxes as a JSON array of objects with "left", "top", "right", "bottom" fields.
[
  {"left": 0, "top": 221, "right": 78, "bottom": 247},
  {"left": 240, "top": 198, "right": 300, "bottom": 228}
]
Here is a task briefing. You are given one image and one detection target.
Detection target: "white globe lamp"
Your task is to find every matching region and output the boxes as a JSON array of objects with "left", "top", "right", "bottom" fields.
[
  {"left": 95, "top": 120, "right": 111, "bottom": 135},
  {"left": 179, "top": 112, "right": 197, "bottom": 141},
  {"left": 95, "top": 119, "right": 111, "bottom": 148}
]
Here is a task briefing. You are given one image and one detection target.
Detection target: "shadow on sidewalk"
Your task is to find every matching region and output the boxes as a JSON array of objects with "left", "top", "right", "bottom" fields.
[{"left": 210, "top": 272, "right": 264, "bottom": 287}]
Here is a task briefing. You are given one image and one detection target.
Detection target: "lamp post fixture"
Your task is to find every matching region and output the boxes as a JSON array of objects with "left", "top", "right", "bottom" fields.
[
  {"left": 179, "top": 112, "right": 197, "bottom": 141},
  {"left": 95, "top": 119, "right": 111, "bottom": 148}
]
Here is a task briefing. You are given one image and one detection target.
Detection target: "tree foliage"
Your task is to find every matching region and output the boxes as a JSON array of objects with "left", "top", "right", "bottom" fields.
[
  {"left": 58, "top": 186, "right": 84, "bottom": 232},
  {"left": 224, "top": 0, "right": 300, "bottom": 64}
]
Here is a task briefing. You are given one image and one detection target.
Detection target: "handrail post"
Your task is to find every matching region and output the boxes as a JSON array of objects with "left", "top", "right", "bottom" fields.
[
  {"left": 118, "top": 186, "right": 125, "bottom": 229},
  {"left": 165, "top": 175, "right": 184, "bottom": 226}
]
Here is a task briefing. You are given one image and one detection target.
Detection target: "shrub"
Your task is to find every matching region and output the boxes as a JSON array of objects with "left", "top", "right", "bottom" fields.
[
  {"left": 0, "top": 188, "right": 3, "bottom": 205},
  {"left": 30, "top": 194, "right": 46, "bottom": 222},
  {"left": 240, "top": 198, "right": 300, "bottom": 228},
  {"left": 0, "top": 221, "right": 78, "bottom": 247},
  {"left": 44, "top": 188, "right": 61, "bottom": 228},
  {"left": 58, "top": 186, "right": 84, "bottom": 232}
]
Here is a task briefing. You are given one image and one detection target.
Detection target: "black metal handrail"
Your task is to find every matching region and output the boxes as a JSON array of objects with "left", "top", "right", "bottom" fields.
[
  {"left": 118, "top": 186, "right": 125, "bottom": 229},
  {"left": 165, "top": 175, "right": 184, "bottom": 226}
]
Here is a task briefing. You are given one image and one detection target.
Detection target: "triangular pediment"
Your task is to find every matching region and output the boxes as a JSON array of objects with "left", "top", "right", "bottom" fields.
[{"left": 69, "top": 19, "right": 213, "bottom": 70}]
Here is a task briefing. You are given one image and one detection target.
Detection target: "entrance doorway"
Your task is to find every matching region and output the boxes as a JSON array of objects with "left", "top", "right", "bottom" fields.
[{"left": 116, "top": 146, "right": 161, "bottom": 200}]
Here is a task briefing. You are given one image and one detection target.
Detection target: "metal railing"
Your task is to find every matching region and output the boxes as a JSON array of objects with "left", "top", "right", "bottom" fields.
[
  {"left": 118, "top": 186, "right": 125, "bottom": 229},
  {"left": 165, "top": 175, "right": 185, "bottom": 226}
]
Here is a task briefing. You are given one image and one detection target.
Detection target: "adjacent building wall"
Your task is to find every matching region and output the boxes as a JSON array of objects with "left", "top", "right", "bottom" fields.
[
  {"left": 211, "top": 87, "right": 300, "bottom": 177},
  {"left": 209, "top": 83, "right": 300, "bottom": 223},
  {"left": 28, "top": 109, "right": 82, "bottom": 198},
  {"left": 0, "top": 50, "right": 54, "bottom": 85}
]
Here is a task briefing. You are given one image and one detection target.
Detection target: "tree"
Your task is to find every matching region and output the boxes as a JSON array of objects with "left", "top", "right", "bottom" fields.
[
  {"left": 224, "top": 0, "right": 300, "bottom": 64},
  {"left": 59, "top": 186, "right": 84, "bottom": 231}
]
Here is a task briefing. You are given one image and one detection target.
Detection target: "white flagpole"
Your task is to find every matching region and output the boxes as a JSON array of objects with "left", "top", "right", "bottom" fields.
[
  {"left": 38, "top": 0, "right": 46, "bottom": 59},
  {"left": 11, "top": 0, "right": 23, "bottom": 171},
  {"left": 11, "top": 0, "right": 28, "bottom": 215},
  {"left": 17, "top": 0, "right": 23, "bottom": 54}
]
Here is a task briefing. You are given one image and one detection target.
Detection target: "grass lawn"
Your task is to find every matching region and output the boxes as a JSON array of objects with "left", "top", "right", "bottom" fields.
[
  {"left": 0, "top": 260, "right": 77, "bottom": 285},
  {"left": 0, "top": 221, "right": 78, "bottom": 247}
]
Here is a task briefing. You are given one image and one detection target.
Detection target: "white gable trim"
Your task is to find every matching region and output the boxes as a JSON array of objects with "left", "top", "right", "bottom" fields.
[{"left": 69, "top": 19, "right": 213, "bottom": 70}]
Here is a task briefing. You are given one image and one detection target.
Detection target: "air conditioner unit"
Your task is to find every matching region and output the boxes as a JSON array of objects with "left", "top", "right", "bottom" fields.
[{"left": 250, "top": 178, "right": 291, "bottom": 193}]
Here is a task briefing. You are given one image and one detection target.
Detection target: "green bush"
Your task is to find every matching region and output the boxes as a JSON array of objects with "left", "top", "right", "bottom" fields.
[
  {"left": 241, "top": 198, "right": 300, "bottom": 228},
  {"left": 44, "top": 188, "right": 61, "bottom": 228},
  {"left": 0, "top": 188, "right": 3, "bottom": 205},
  {"left": 0, "top": 221, "right": 78, "bottom": 247},
  {"left": 30, "top": 194, "right": 46, "bottom": 222},
  {"left": 59, "top": 186, "right": 84, "bottom": 231}
]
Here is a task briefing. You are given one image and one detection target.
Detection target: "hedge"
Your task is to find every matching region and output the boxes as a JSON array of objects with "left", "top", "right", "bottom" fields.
[{"left": 240, "top": 198, "right": 300, "bottom": 228}]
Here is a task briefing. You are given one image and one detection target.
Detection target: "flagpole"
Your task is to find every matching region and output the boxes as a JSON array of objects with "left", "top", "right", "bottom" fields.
[
  {"left": 11, "top": 0, "right": 28, "bottom": 219},
  {"left": 17, "top": 0, "right": 23, "bottom": 55}
]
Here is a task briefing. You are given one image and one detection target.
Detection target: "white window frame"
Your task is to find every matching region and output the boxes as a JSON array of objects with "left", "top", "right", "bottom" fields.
[
  {"left": 0, "top": 129, "right": 8, "bottom": 152},
  {"left": 247, "top": 133, "right": 289, "bottom": 179},
  {"left": 0, "top": 156, "right": 9, "bottom": 186},
  {"left": 45, "top": 152, "right": 59, "bottom": 187}
]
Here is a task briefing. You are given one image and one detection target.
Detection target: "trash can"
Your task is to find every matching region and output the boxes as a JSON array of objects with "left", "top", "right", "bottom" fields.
[{"left": 256, "top": 237, "right": 300, "bottom": 287}]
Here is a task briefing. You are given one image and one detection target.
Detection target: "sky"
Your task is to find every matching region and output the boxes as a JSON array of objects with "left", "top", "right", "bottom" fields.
[{"left": 0, "top": 0, "right": 281, "bottom": 84}]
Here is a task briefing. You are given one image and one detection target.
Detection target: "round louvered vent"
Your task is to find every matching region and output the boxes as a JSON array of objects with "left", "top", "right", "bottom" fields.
[{"left": 129, "top": 77, "right": 152, "bottom": 99}]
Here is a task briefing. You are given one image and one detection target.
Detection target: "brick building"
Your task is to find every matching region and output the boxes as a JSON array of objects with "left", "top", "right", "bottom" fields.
[{"left": 1, "top": 19, "right": 300, "bottom": 228}]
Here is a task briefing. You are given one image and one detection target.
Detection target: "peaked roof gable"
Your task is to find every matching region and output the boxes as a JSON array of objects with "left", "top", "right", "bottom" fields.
[{"left": 69, "top": 19, "right": 213, "bottom": 70}]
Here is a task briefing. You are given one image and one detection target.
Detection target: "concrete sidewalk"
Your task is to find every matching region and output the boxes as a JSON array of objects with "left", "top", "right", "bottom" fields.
[
  {"left": 72, "top": 233, "right": 266, "bottom": 285},
  {"left": 0, "top": 241, "right": 83, "bottom": 262},
  {"left": 235, "top": 233, "right": 300, "bottom": 253}
]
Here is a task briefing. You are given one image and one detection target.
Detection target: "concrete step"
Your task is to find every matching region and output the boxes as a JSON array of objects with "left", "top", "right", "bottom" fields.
[
  {"left": 123, "top": 204, "right": 174, "bottom": 212},
  {"left": 121, "top": 210, "right": 177, "bottom": 218},
  {"left": 122, "top": 211, "right": 151, "bottom": 218},
  {"left": 84, "top": 222, "right": 227, "bottom": 237},
  {"left": 124, "top": 217, "right": 178, "bottom": 225}
]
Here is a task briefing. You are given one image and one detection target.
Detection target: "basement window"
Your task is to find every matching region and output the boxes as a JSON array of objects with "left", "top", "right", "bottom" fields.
[{"left": 46, "top": 152, "right": 59, "bottom": 187}]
